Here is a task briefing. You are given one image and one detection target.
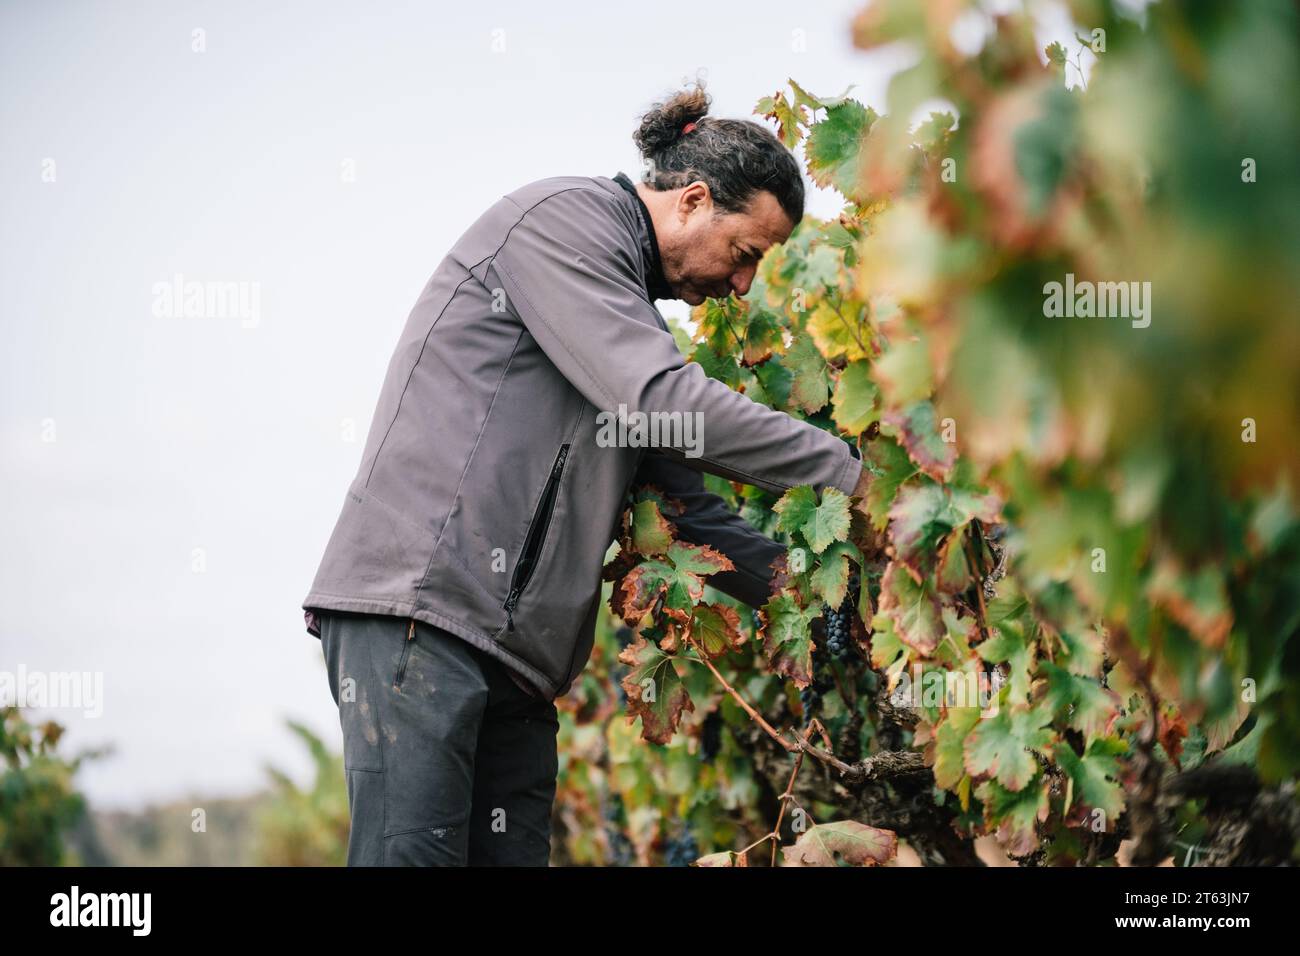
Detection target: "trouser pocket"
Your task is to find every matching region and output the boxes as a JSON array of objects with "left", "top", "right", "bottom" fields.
[{"left": 393, "top": 618, "right": 416, "bottom": 690}]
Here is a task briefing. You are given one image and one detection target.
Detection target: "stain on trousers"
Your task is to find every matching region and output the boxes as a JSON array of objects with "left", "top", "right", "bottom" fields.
[{"left": 318, "top": 611, "right": 560, "bottom": 866}]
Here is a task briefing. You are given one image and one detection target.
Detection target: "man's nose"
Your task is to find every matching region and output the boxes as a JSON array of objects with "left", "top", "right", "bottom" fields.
[{"left": 729, "top": 265, "right": 757, "bottom": 297}]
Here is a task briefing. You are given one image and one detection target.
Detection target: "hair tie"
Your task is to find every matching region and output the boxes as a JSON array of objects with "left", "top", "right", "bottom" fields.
[{"left": 682, "top": 121, "right": 698, "bottom": 134}]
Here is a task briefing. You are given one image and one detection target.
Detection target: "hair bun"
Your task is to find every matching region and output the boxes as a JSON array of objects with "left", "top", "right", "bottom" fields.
[{"left": 633, "top": 82, "right": 711, "bottom": 158}]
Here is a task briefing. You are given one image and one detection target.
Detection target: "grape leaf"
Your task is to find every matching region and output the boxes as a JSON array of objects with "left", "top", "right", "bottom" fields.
[
  {"left": 760, "top": 592, "right": 820, "bottom": 687},
  {"left": 831, "top": 360, "right": 880, "bottom": 436},
  {"left": 1054, "top": 737, "right": 1126, "bottom": 824},
  {"left": 933, "top": 707, "right": 982, "bottom": 790},
  {"left": 862, "top": 438, "right": 917, "bottom": 532},
  {"left": 810, "top": 540, "right": 860, "bottom": 608},
  {"left": 629, "top": 498, "right": 674, "bottom": 556},
  {"left": 774, "top": 485, "right": 852, "bottom": 554},
  {"left": 883, "top": 400, "right": 956, "bottom": 482},
  {"left": 963, "top": 703, "right": 1055, "bottom": 791},
  {"left": 1040, "top": 661, "right": 1121, "bottom": 739},
  {"left": 780, "top": 820, "right": 897, "bottom": 867},
  {"left": 689, "top": 603, "right": 746, "bottom": 660},
  {"left": 879, "top": 559, "right": 944, "bottom": 655},
  {"left": 784, "top": 334, "right": 831, "bottom": 412},
  {"left": 977, "top": 776, "right": 1050, "bottom": 856},
  {"left": 755, "top": 90, "right": 808, "bottom": 149},
  {"left": 805, "top": 99, "right": 877, "bottom": 203},
  {"left": 873, "top": 334, "right": 933, "bottom": 407},
  {"left": 612, "top": 543, "right": 734, "bottom": 624},
  {"left": 618, "top": 635, "right": 694, "bottom": 744}
]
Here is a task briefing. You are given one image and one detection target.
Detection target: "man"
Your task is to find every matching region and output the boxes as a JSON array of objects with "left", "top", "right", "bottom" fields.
[{"left": 303, "top": 86, "right": 869, "bottom": 866}]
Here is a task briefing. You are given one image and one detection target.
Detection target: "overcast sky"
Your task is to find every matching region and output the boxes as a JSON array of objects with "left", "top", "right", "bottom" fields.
[{"left": 0, "top": 0, "right": 1081, "bottom": 810}]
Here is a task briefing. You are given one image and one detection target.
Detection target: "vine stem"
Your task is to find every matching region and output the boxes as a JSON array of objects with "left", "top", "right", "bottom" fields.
[
  {"left": 687, "top": 639, "right": 794, "bottom": 751},
  {"left": 768, "top": 744, "right": 807, "bottom": 866},
  {"left": 964, "top": 532, "right": 991, "bottom": 643},
  {"left": 686, "top": 638, "right": 857, "bottom": 777}
]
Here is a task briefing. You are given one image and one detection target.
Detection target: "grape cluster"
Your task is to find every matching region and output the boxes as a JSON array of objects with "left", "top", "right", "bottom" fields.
[
  {"left": 800, "top": 651, "right": 836, "bottom": 718},
  {"left": 822, "top": 574, "right": 861, "bottom": 663},
  {"left": 603, "top": 799, "right": 635, "bottom": 867},
  {"left": 664, "top": 825, "right": 698, "bottom": 867},
  {"left": 700, "top": 710, "right": 723, "bottom": 763}
]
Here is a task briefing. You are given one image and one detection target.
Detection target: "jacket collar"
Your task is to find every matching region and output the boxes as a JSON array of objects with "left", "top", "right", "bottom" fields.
[{"left": 613, "top": 171, "right": 674, "bottom": 301}]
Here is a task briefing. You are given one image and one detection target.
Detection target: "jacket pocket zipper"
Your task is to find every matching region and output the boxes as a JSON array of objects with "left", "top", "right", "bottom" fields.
[
  {"left": 504, "top": 443, "right": 570, "bottom": 632},
  {"left": 394, "top": 618, "right": 416, "bottom": 690}
]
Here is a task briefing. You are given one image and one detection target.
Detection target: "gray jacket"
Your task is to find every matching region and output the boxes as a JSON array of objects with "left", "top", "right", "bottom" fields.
[{"left": 303, "top": 172, "right": 863, "bottom": 700}]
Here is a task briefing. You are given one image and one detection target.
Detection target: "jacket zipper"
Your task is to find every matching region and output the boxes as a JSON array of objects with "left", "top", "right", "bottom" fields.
[
  {"left": 504, "top": 443, "right": 570, "bottom": 632},
  {"left": 393, "top": 618, "right": 416, "bottom": 690}
]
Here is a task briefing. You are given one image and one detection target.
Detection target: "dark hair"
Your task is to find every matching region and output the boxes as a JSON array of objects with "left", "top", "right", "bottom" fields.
[{"left": 633, "top": 81, "right": 805, "bottom": 226}]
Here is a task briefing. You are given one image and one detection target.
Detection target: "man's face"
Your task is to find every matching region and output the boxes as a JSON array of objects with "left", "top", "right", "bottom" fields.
[{"left": 657, "top": 183, "right": 795, "bottom": 306}]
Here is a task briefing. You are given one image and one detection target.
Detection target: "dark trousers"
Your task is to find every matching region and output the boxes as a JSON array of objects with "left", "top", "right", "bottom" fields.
[{"left": 318, "top": 611, "right": 560, "bottom": 866}]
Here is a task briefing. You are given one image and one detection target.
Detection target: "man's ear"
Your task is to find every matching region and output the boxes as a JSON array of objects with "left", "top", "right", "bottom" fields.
[{"left": 676, "top": 180, "right": 712, "bottom": 223}]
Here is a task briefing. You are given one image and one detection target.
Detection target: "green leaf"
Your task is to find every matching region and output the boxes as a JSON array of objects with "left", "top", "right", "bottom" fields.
[
  {"left": 873, "top": 334, "right": 932, "bottom": 407},
  {"left": 831, "top": 361, "right": 880, "bottom": 436},
  {"left": 805, "top": 487, "right": 852, "bottom": 553},
  {"left": 689, "top": 341, "right": 742, "bottom": 388},
  {"left": 617, "top": 636, "right": 694, "bottom": 745},
  {"left": 977, "top": 776, "right": 1049, "bottom": 857},
  {"left": 774, "top": 485, "right": 851, "bottom": 554},
  {"left": 629, "top": 498, "right": 674, "bottom": 556},
  {"left": 810, "top": 540, "right": 860, "bottom": 608},
  {"left": 748, "top": 355, "right": 793, "bottom": 409},
  {"left": 963, "top": 703, "right": 1055, "bottom": 791},
  {"left": 883, "top": 400, "right": 956, "bottom": 482},
  {"left": 668, "top": 541, "right": 734, "bottom": 577},
  {"left": 977, "top": 619, "right": 1035, "bottom": 704},
  {"left": 755, "top": 90, "right": 809, "bottom": 149},
  {"left": 785, "top": 334, "right": 831, "bottom": 413},
  {"left": 933, "top": 708, "right": 982, "bottom": 789},
  {"left": 760, "top": 592, "right": 821, "bottom": 687},
  {"left": 879, "top": 560, "right": 944, "bottom": 655},
  {"left": 1055, "top": 738, "right": 1126, "bottom": 823},
  {"left": 868, "top": 611, "right": 907, "bottom": 670},
  {"left": 862, "top": 438, "right": 917, "bottom": 533},
  {"left": 887, "top": 480, "right": 952, "bottom": 582},
  {"left": 1040, "top": 661, "right": 1120, "bottom": 739},
  {"left": 742, "top": 310, "right": 783, "bottom": 366},
  {"left": 689, "top": 603, "right": 746, "bottom": 659},
  {"left": 805, "top": 100, "right": 876, "bottom": 202}
]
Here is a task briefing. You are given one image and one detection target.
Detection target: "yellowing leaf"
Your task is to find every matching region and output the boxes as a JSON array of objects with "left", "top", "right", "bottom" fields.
[{"left": 780, "top": 820, "right": 897, "bottom": 867}]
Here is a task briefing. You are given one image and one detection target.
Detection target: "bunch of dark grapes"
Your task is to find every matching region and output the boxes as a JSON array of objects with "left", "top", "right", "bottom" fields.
[
  {"left": 700, "top": 710, "right": 723, "bottom": 763},
  {"left": 750, "top": 608, "right": 763, "bottom": 636},
  {"left": 603, "top": 800, "right": 635, "bottom": 867},
  {"left": 801, "top": 645, "right": 836, "bottom": 718},
  {"left": 822, "top": 575, "right": 862, "bottom": 663},
  {"left": 663, "top": 825, "right": 698, "bottom": 867}
]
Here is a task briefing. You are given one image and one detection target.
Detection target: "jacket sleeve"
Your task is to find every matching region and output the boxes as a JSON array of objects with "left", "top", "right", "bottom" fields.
[
  {"left": 634, "top": 452, "right": 784, "bottom": 609},
  {"left": 488, "top": 186, "right": 862, "bottom": 498}
]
